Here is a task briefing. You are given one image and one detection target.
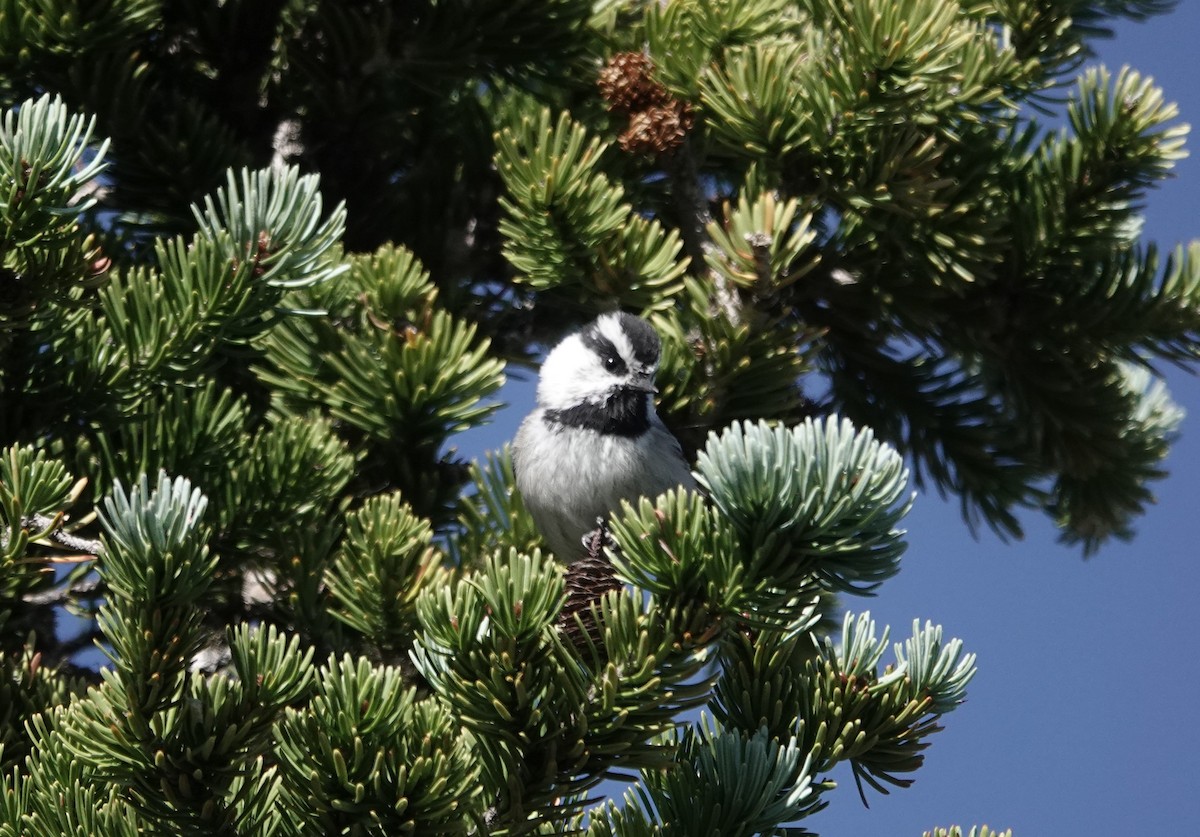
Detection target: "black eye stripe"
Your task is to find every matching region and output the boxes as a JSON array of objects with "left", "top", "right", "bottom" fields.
[
  {"left": 582, "top": 332, "right": 628, "bottom": 375},
  {"left": 602, "top": 350, "right": 626, "bottom": 375}
]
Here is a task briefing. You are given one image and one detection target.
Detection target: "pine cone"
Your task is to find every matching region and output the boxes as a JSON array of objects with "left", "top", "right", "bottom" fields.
[
  {"left": 618, "top": 101, "right": 695, "bottom": 155},
  {"left": 557, "top": 527, "right": 623, "bottom": 653},
  {"left": 598, "top": 52, "right": 670, "bottom": 114}
]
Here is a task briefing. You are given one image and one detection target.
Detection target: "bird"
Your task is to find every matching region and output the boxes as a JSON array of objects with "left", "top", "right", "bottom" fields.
[{"left": 513, "top": 311, "right": 696, "bottom": 561}]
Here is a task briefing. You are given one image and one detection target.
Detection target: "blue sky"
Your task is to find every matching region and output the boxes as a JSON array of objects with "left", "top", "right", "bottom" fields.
[
  {"left": 459, "top": 6, "right": 1200, "bottom": 833},
  {"left": 813, "top": 8, "right": 1200, "bottom": 834}
]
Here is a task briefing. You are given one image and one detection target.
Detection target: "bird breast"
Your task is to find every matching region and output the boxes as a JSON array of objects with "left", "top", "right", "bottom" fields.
[{"left": 514, "top": 411, "right": 694, "bottom": 560}]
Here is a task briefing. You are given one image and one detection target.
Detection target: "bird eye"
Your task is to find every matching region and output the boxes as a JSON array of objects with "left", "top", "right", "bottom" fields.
[{"left": 603, "top": 354, "right": 619, "bottom": 370}]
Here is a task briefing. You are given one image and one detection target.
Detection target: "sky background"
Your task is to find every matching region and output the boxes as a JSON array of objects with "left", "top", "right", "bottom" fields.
[{"left": 459, "top": 6, "right": 1200, "bottom": 834}]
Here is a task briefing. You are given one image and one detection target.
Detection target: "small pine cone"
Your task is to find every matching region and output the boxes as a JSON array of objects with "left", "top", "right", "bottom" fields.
[
  {"left": 598, "top": 52, "right": 670, "bottom": 114},
  {"left": 558, "top": 532, "right": 623, "bottom": 653},
  {"left": 618, "top": 100, "right": 695, "bottom": 155}
]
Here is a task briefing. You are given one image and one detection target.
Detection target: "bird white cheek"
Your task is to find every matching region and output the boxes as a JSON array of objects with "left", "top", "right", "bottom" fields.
[{"left": 536, "top": 344, "right": 613, "bottom": 409}]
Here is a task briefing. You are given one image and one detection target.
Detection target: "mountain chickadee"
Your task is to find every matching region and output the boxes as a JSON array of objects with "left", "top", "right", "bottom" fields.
[{"left": 513, "top": 312, "right": 696, "bottom": 561}]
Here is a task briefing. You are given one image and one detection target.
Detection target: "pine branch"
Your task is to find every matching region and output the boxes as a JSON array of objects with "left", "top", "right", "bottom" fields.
[{"left": 0, "top": 2, "right": 1194, "bottom": 832}]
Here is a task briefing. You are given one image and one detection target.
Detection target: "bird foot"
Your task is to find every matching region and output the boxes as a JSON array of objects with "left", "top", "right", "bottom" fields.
[{"left": 582, "top": 517, "right": 615, "bottom": 560}]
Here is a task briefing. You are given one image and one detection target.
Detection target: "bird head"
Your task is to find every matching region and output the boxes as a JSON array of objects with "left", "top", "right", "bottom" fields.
[{"left": 536, "top": 312, "right": 662, "bottom": 413}]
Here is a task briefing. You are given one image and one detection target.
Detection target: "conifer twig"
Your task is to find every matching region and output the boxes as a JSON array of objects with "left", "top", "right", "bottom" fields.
[{"left": 669, "top": 138, "right": 742, "bottom": 324}]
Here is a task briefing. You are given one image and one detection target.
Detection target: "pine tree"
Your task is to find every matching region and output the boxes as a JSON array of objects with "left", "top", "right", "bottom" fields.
[{"left": 0, "top": 1, "right": 1192, "bottom": 834}]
